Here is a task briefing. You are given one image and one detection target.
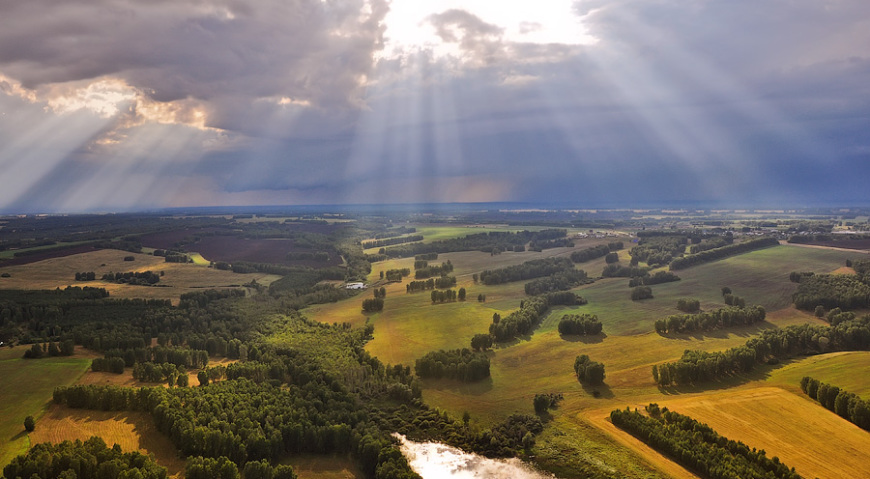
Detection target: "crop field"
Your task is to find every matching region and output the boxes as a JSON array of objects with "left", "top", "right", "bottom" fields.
[
  {"left": 0, "top": 356, "right": 91, "bottom": 468},
  {"left": 0, "top": 243, "right": 99, "bottom": 267},
  {"left": 0, "top": 249, "right": 277, "bottom": 303},
  {"left": 764, "top": 351, "right": 870, "bottom": 398},
  {"left": 656, "top": 387, "right": 870, "bottom": 479},
  {"left": 191, "top": 235, "right": 343, "bottom": 268},
  {"left": 29, "top": 405, "right": 185, "bottom": 478}
]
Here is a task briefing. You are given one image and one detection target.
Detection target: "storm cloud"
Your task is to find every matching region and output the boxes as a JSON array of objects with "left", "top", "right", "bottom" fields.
[{"left": 0, "top": 0, "right": 868, "bottom": 212}]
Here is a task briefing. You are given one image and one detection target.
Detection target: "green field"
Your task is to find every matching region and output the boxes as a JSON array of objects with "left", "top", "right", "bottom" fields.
[
  {"left": 764, "top": 351, "right": 870, "bottom": 398},
  {"left": 0, "top": 355, "right": 92, "bottom": 467}
]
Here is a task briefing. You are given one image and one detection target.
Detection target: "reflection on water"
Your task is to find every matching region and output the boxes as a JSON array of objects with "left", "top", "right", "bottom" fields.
[{"left": 396, "top": 434, "right": 555, "bottom": 478}]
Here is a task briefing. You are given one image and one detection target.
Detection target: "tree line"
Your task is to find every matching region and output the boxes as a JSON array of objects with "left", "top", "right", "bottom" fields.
[
  {"left": 384, "top": 268, "right": 410, "bottom": 282},
  {"left": 102, "top": 270, "right": 162, "bottom": 286},
  {"left": 414, "top": 348, "right": 490, "bottom": 382},
  {"left": 610, "top": 405, "right": 800, "bottom": 479},
  {"left": 405, "top": 276, "right": 456, "bottom": 292},
  {"left": 627, "top": 271, "right": 680, "bottom": 287},
  {"left": 362, "top": 234, "right": 424, "bottom": 249},
  {"left": 654, "top": 305, "right": 766, "bottom": 334},
  {"left": 376, "top": 229, "right": 566, "bottom": 258},
  {"left": 487, "top": 292, "right": 585, "bottom": 342},
  {"left": 523, "top": 269, "right": 590, "bottom": 295},
  {"left": 479, "top": 257, "right": 574, "bottom": 285},
  {"left": 414, "top": 261, "right": 454, "bottom": 279},
  {"left": 570, "top": 244, "right": 610, "bottom": 263},
  {"left": 652, "top": 314, "right": 870, "bottom": 386},
  {"left": 800, "top": 377, "right": 870, "bottom": 431},
  {"left": 430, "top": 288, "right": 465, "bottom": 303},
  {"left": 669, "top": 237, "right": 779, "bottom": 270}
]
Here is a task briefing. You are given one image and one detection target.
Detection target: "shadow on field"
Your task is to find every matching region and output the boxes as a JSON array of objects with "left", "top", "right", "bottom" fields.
[
  {"left": 10, "top": 430, "right": 27, "bottom": 441},
  {"left": 559, "top": 333, "right": 607, "bottom": 344},
  {"left": 579, "top": 382, "right": 614, "bottom": 399},
  {"left": 424, "top": 376, "right": 494, "bottom": 395}
]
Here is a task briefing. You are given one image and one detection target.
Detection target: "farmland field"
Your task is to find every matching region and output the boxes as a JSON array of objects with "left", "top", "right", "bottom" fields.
[
  {"left": 0, "top": 249, "right": 278, "bottom": 303},
  {"left": 0, "top": 356, "right": 91, "bottom": 467},
  {"left": 29, "top": 405, "right": 185, "bottom": 478}
]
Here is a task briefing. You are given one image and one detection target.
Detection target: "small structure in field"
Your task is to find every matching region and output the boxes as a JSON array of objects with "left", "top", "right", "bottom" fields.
[{"left": 345, "top": 282, "right": 367, "bottom": 290}]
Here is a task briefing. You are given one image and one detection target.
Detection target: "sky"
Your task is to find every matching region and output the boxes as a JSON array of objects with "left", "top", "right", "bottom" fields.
[{"left": 0, "top": 0, "right": 868, "bottom": 213}]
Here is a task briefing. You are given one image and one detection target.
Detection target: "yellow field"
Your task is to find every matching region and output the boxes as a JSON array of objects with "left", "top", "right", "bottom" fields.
[
  {"left": 30, "top": 405, "right": 184, "bottom": 478},
  {"left": 658, "top": 387, "right": 870, "bottom": 479},
  {"left": 0, "top": 249, "right": 278, "bottom": 303}
]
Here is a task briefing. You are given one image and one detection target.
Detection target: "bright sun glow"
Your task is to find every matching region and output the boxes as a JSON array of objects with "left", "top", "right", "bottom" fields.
[{"left": 380, "top": 0, "right": 595, "bottom": 59}]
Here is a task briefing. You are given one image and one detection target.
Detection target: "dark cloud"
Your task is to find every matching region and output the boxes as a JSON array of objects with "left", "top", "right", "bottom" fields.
[{"left": 1, "top": 0, "right": 869, "bottom": 211}]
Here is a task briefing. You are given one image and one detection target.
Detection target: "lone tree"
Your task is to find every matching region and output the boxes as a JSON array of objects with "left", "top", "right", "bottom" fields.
[{"left": 24, "top": 415, "right": 35, "bottom": 432}]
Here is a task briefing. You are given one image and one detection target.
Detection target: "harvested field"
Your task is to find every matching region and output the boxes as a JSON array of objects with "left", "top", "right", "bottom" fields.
[
  {"left": 0, "top": 244, "right": 99, "bottom": 268},
  {"left": 30, "top": 405, "right": 184, "bottom": 478},
  {"left": 658, "top": 387, "right": 870, "bottom": 479},
  {"left": 0, "top": 249, "right": 276, "bottom": 303}
]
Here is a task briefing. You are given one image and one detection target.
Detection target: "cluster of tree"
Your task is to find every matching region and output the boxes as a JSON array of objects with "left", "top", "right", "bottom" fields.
[
  {"left": 430, "top": 288, "right": 466, "bottom": 303},
  {"left": 574, "top": 355, "right": 605, "bottom": 385},
  {"left": 789, "top": 271, "right": 815, "bottom": 283},
  {"left": 820, "top": 307, "right": 857, "bottom": 325},
  {"left": 676, "top": 298, "right": 701, "bottom": 313},
  {"left": 653, "top": 314, "right": 870, "bottom": 386},
  {"left": 22, "top": 340, "right": 75, "bottom": 359},
  {"left": 414, "top": 348, "right": 490, "bottom": 382},
  {"left": 570, "top": 244, "right": 611, "bottom": 263},
  {"left": 362, "top": 297, "right": 384, "bottom": 312},
  {"left": 154, "top": 249, "right": 192, "bottom": 263},
  {"left": 90, "top": 356, "right": 127, "bottom": 374},
  {"left": 523, "top": 268, "right": 590, "bottom": 295},
  {"left": 557, "top": 314, "right": 603, "bottom": 336},
  {"left": 669, "top": 237, "right": 779, "bottom": 270},
  {"left": 414, "top": 261, "right": 454, "bottom": 279},
  {"left": 533, "top": 392, "right": 563, "bottom": 414},
  {"left": 74, "top": 271, "right": 97, "bottom": 281},
  {"left": 2, "top": 437, "right": 168, "bottom": 479},
  {"left": 528, "top": 237, "right": 574, "bottom": 251},
  {"left": 362, "top": 234, "right": 424, "bottom": 249},
  {"left": 688, "top": 236, "right": 731, "bottom": 254},
  {"left": 630, "top": 286, "right": 653, "bottom": 301},
  {"left": 654, "top": 305, "right": 766, "bottom": 334},
  {"left": 132, "top": 362, "right": 189, "bottom": 386},
  {"left": 800, "top": 377, "right": 870, "bottom": 430},
  {"left": 470, "top": 333, "right": 493, "bottom": 351},
  {"left": 377, "top": 229, "right": 565, "bottom": 258},
  {"left": 480, "top": 257, "right": 574, "bottom": 285},
  {"left": 629, "top": 236, "right": 687, "bottom": 267},
  {"left": 488, "top": 297, "right": 545, "bottom": 342},
  {"left": 285, "top": 251, "right": 330, "bottom": 262},
  {"left": 102, "top": 270, "right": 162, "bottom": 286},
  {"left": 414, "top": 260, "right": 429, "bottom": 269},
  {"left": 487, "top": 293, "right": 585, "bottom": 342},
  {"left": 372, "top": 287, "right": 387, "bottom": 299},
  {"left": 628, "top": 271, "right": 680, "bottom": 287},
  {"left": 601, "top": 264, "right": 649, "bottom": 278},
  {"left": 405, "top": 276, "right": 456, "bottom": 292},
  {"left": 792, "top": 273, "right": 870, "bottom": 311},
  {"left": 415, "top": 253, "right": 438, "bottom": 261},
  {"left": 385, "top": 268, "right": 411, "bottom": 282},
  {"left": 610, "top": 405, "right": 800, "bottom": 479},
  {"left": 604, "top": 252, "right": 619, "bottom": 264}
]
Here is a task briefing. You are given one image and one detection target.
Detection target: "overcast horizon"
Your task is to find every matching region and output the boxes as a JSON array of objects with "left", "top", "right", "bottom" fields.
[{"left": 1, "top": 1, "right": 868, "bottom": 213}]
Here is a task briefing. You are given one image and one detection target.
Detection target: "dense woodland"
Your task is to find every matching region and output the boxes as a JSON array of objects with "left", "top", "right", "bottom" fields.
[{"left": 479, "top": 257, "right": 575, "bottom": 285}]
